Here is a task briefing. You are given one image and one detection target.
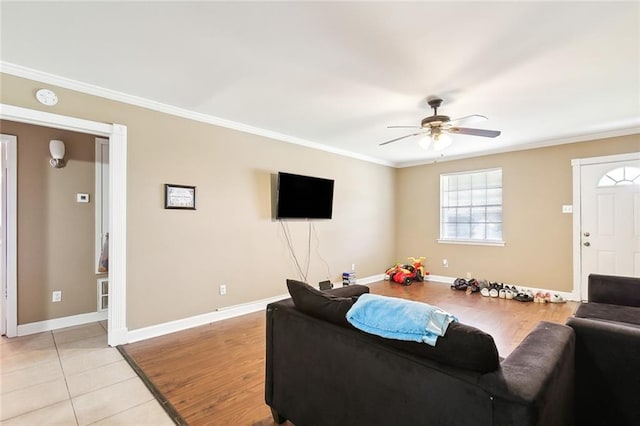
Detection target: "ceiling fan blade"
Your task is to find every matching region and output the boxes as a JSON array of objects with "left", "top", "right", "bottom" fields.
[
  {"left": 379, "top": 132, "right": 426, "bottom": 146},
  {"left": 449, "top": 127, "right": 501, "bottom": 138},
  {"left": 448, "top": 114, "right": 488, "bottom": 126},
  {"left": 387, "top": 125, "right": 421, "bottom": 129}
]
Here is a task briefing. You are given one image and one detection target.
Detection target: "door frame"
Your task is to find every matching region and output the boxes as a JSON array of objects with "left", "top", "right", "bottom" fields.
[
  {"left": 571, "top": 151, "right": 640, "bottom": 301},
  {"left": 0, "top": 134, "right": 17, "bottom": 337},
  {"left": 0, "top": 104, "right": 128, "bottom": 346}
]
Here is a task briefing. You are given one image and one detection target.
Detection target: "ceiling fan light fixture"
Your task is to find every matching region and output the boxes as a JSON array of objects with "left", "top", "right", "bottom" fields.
[
  {"left": 432, "top": 133, "right": 452, "bottom": 151},
  {"left": 418, "top": 135, "right": 432, "bottom": 150}
]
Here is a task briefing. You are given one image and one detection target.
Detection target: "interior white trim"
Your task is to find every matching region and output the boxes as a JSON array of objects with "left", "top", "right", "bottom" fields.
[
  {"left": 17, "top": 310, "right": 108, "bottom": 336},
  {"left": 95, "top": 138, "right": 109, "bottom": 274},
  {"left": 1, "top": 61, "right": 392, "bottom": 167},
  {"left": 437, "top": 239, "right": 506, "bottom": 247},
  {"left": 127, "top": 293, "right": 290, "bottom": 344},
  {"left": 0, "top": 134, "right": 17, "bottom": 337},
  {"left": 571, "top": 151, "right": 640, "bottom": 301},
  {"left": 0, "top": 103, "right": 128, "bottom": 346},
  {"left": 425, "top": 275, "right": 456, "bottom": 284},
  {"left": 127, "top": 273, "right": 386, "bottom": 343},
  {"left": 355, "top": 273, "right": 386, "bottom": 285},
  {"left": 571, "top": 159, "right": 583, "bottom": 301}
]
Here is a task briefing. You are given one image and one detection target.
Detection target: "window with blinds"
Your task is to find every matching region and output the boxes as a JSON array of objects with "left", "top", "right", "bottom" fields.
[{"left": 440, "top": 168, "right": 504, "bottom": 245}]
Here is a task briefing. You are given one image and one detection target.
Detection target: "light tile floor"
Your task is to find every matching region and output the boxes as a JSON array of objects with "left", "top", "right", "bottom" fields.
[{"left": 0, "top": 322, "right": 174, "bottom": 425}]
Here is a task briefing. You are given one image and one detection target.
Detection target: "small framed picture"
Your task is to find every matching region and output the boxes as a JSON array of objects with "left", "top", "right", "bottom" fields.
[{"left": 164, "top": 184, "right": 196, "bottom": 210}]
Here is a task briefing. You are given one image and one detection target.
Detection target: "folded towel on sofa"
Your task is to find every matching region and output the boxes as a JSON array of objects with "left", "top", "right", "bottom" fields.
[{"left": 346, "top": 293, "right": 457, "bottom": 346}]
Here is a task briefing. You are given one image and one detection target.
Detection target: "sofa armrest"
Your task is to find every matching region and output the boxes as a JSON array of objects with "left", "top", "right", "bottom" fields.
[
  {"left": 479, "top": 322, "right": 575, "bottom": 426},
  {"left": 588, "top": 274, "right": 640, "bottom": 307},
  {"left": 566, "top": 316, "right": 640, "bottom": 426}
]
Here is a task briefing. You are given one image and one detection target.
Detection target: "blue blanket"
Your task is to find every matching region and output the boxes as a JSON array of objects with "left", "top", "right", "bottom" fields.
[{"left": 346, "top": 293, "right": 457, "bottom": 346}]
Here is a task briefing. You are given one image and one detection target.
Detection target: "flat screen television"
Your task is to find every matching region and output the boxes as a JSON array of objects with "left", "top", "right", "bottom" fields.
[{"left": 276, "top": 172, "right": 334, "bottom": 220}]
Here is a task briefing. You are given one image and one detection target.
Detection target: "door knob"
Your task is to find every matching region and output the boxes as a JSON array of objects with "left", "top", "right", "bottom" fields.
[
  {"left": 583, "top": 232, "right": 590, "bottom": 237},
  {"left": 583, "top": 241, "right": 591, "bottom": 247}
]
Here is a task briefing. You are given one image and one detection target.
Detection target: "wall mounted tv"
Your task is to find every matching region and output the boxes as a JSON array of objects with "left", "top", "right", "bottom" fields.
[{"left": 276, "top": 172, "right": 334, "bottom": 220}]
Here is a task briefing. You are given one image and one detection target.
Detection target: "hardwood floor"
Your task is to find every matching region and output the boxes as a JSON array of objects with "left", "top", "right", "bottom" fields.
[{"left": 121, "top": 280, "right": 577, "bottom": 426}]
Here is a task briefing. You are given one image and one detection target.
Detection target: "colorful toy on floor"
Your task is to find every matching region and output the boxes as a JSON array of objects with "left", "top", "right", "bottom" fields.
[{"left": 385, "top": 256, "right": 428, "bottom": 286}]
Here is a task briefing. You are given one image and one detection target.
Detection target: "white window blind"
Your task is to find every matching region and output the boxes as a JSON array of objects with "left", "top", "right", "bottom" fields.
[{"left": 440, "top": 168, "right": 503, "bottom": 245}]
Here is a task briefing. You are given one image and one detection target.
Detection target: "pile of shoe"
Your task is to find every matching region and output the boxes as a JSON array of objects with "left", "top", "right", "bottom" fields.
[
  {"left": 451, "top": 278, "right": 481, "bottom": 294},
  {"left": 451, "top": 278, "right": 567, "bottom": 304},
  {"left": 480, "top": 282, "right": 518, "bottom": 299},
  {"left": 513, "top": 289, "right": 535, "bottom": 302},
  {"left": 465, "top": 279, "right": 480, "bottom": 295},
  {"left": 450, "top": 278, "right": 469, "bottom": 291},
  {"left": 533, "top": 292, "right": 567, "bottom": 303}
]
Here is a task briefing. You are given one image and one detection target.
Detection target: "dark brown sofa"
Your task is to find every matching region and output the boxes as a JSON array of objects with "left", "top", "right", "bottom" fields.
[
  {"left": 567, "top": 274, "right": 640, "bottom": 426},
  {"left": 266, "top": 284, "right": 575, "bottom": 426}
]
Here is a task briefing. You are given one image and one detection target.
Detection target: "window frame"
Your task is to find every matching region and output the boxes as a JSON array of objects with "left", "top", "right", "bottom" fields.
[{"left": 438, "top": 167, "right": 505, "bottom": 247}]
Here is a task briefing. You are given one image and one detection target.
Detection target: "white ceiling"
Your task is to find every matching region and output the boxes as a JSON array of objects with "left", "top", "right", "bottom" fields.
[{"left": 1, "top": 1, "right": 639, "bottom": 167}]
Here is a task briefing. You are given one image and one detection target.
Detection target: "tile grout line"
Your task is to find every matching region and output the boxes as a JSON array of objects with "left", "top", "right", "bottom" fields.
[
  {"left": 84, "top": 397, "right": 158, "bottom": 426},
  {"left": 52, "top": 330, "right": 81, "bottom": 426},
  {"left": 0, "top": 332, "right": 75, "bottom": 423}
]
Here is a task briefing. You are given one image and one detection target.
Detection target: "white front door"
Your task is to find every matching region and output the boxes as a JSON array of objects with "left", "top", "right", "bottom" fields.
[{"left": 579, "top": 156, "right": 640, "bottom": 298}]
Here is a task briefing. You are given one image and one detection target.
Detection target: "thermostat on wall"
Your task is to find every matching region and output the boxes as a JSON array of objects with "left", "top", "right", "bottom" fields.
[{"left": 77, "top": 193, "right": 90, "bottom": 203}]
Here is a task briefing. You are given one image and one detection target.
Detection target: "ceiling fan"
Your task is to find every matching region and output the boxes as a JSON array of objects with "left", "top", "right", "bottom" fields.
[{"left": 379, "top": 97, "right": 501, "bottom": 151}]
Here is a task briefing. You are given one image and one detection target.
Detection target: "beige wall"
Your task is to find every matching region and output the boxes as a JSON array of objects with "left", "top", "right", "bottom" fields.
[
  {"left": 0, "top": 120, "right": 97, "bottom": 324},
  {"left": 395, "top": 134, "right": 639, "bottom": 291},
  {"left": 0, "top": 73, "right": 396, "bottom": 330}
]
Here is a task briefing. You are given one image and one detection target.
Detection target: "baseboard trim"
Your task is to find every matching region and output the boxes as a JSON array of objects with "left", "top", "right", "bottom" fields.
[
  {"left": 126, "top": 274, "right": 386, "bottom": 344},
  {"left": 355, "top": 274, "right": 386, "bottom": 285},
  {"left": 126, "top": 293, "right": 290, "bottom": 344},
  {"left": 17, "top": 311, "right": 108, "bottom": 336},
  {"left": 424, "top": 274, "right": 456, "bottom": 284}
]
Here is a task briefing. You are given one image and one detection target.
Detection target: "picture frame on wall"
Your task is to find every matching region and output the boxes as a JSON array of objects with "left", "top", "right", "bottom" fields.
[{"left": 164, "top": 184, "right": 196, "bottom": 210}]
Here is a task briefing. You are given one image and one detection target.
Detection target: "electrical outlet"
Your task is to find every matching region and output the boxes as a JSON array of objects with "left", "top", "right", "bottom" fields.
[
  {"left": 219, "top": 284, "right": 227, "bottom": 296},
  {"left": 52, "top": 291, "right": 62, "bottom": 302},
  {"left": 442, "top": 259, "right": 449, "bottom": 267},
  {"left": 466, "top": 272, "right": 472, "bottom": 280}
]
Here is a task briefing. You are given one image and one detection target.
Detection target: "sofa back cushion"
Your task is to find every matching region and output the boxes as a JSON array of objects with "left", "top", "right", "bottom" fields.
[
  {"left": 286, "top": 279, "right": 499, "bottom": 372},
  {"left": 286, "top": 279, "right": 368, "bottom": 326},
  {"left": 589, "top": 274, "right": 640, "bottom": 307},
  {"left": 376, "top": 321, "right": 500, "bottom": 373}
]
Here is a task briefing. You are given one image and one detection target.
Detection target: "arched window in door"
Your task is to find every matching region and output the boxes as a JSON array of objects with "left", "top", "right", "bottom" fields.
[{"left": 597, "top": 167, "right": 640, "bottom": 187}]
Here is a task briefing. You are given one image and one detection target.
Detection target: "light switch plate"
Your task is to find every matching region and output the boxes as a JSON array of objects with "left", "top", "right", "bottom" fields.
[{"left": 77, "top": 193, "right": 90, "bottom": 203}]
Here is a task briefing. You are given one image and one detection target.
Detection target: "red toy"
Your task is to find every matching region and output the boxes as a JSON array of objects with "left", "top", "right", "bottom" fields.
[{"left": 385, "top": 257, "right": 428, "bottom": 286}]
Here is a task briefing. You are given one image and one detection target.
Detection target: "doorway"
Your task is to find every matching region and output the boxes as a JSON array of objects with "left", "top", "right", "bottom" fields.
[
  {"left": 0, "top": 104, "right": 128, "bottom": 346},
  {"left": 572, "top": 152, "right": 640, "bottom": 300}
]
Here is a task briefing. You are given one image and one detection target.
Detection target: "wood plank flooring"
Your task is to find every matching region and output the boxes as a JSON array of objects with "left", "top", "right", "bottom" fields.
[{"left": 121, "top": 280, "right": 577, "bottom": 426}]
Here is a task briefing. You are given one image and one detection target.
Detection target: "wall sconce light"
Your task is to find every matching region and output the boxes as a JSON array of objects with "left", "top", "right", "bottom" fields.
[{"left": 49, "top": 139, "right": 66, "bottom": 168}]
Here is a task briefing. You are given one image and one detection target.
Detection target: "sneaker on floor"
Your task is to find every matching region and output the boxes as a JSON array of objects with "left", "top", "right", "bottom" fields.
[
  {"left": 481, "top": 287, "right": 490, "bottom": 297},
  {"left": 514, "top": 291, "right": 534, "bottom": 302},
  {"left": 489, "top": 288, "right": 499, "bottom": 298},
  {"left": 451, "top": 278, "right": 468, "bottom": 291},
  {"left": 498, "top": 289, "right": 506, "bottom": 298},
  {"left": 550, "top": 294, "right": 567, "bottom": 303}
]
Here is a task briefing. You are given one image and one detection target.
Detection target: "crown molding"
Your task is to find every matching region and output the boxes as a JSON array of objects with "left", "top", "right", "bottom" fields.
[
  {"left": 0, "top": 61, "right": 394, "bottom": 167},
  {"left": 2, "top": 61, "right": 636, "bottom": 170}
]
